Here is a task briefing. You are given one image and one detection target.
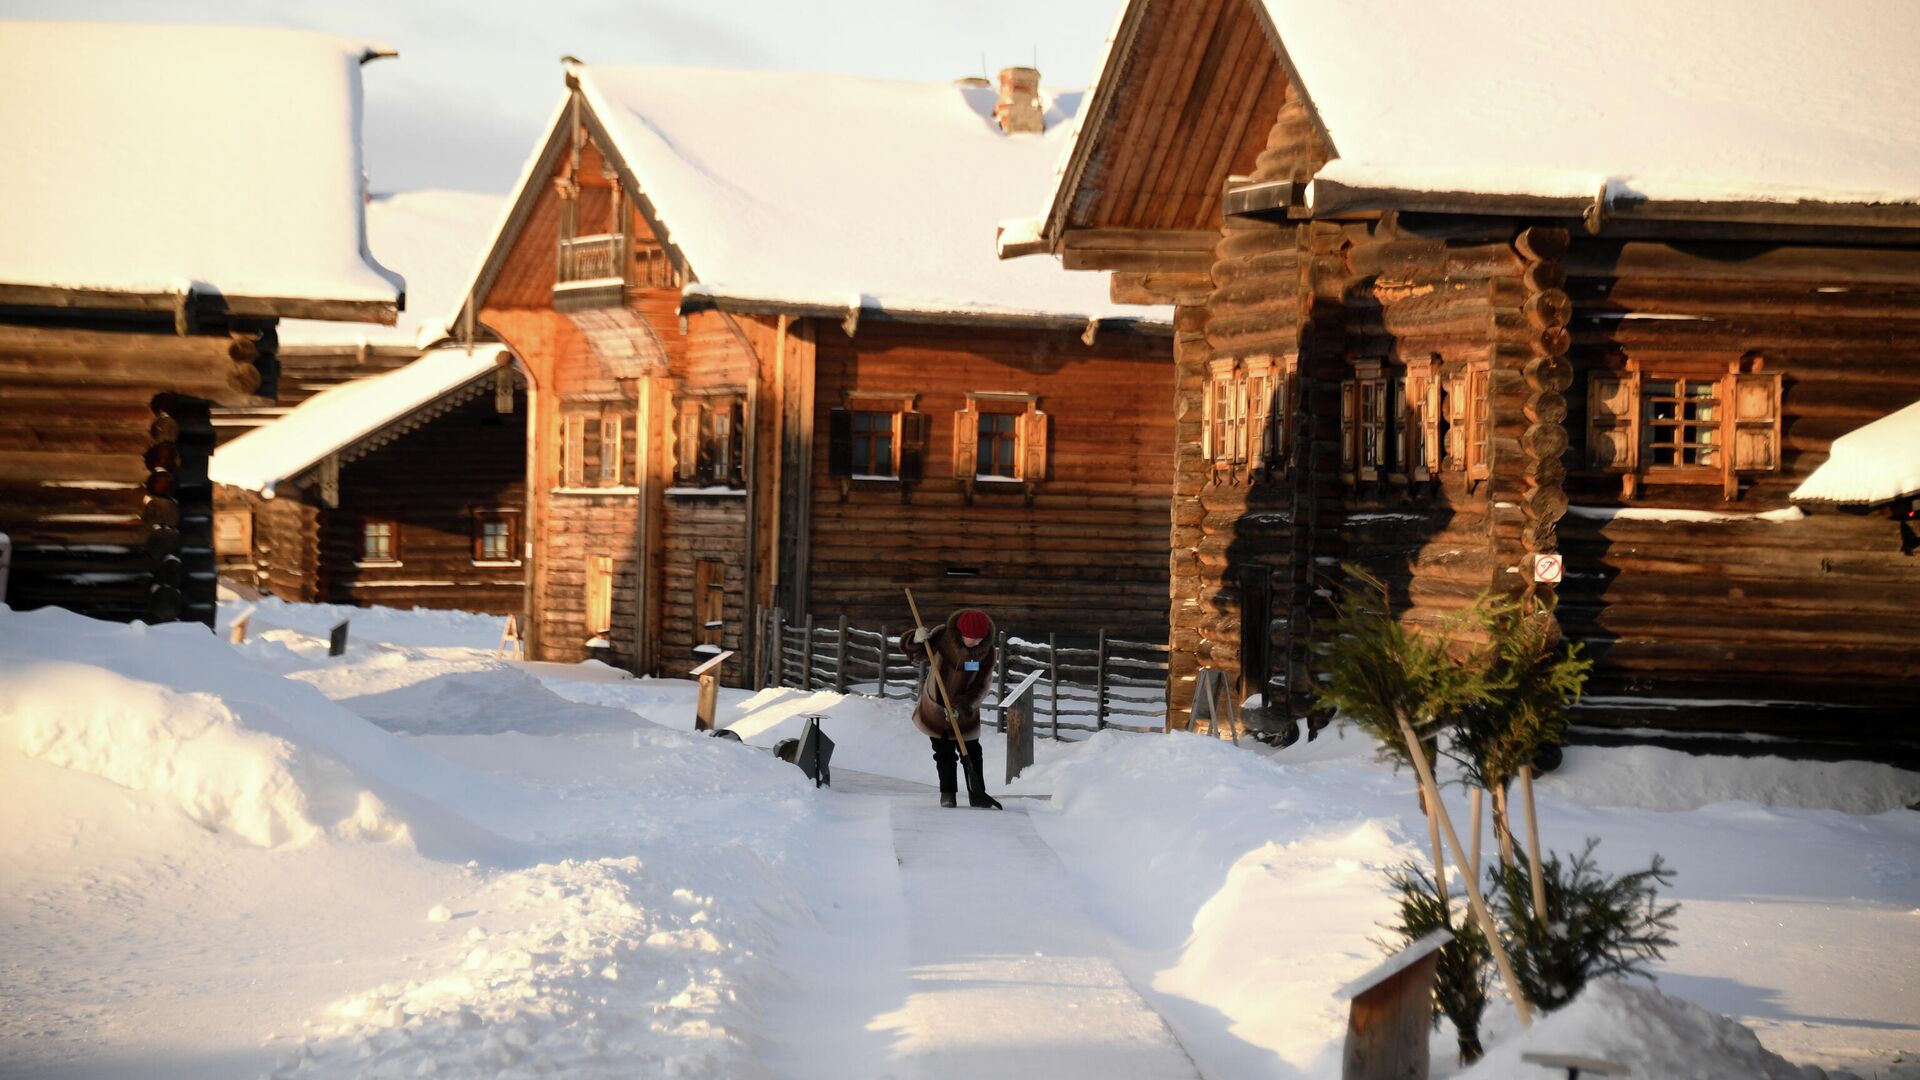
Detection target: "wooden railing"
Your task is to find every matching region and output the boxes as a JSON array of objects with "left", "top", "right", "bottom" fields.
[
  {"left": 556, "top": 233, "right": 623, "bottom": 284},
  {"left": 755, "top": 606, "right": 1169, "bottom": 736}
]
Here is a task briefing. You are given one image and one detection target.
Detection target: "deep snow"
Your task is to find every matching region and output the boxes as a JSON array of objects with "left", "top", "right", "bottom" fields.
[{"left": 2, "top": 599, "right": 1915, "bottom": 1078}]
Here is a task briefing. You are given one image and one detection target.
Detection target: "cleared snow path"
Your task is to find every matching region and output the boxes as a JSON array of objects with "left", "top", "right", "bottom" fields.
[{"left": 763, "top": 769, "right": 1198, "bottom": 1080}]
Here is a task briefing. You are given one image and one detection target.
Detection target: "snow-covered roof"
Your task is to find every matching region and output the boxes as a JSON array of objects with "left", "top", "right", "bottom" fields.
[
  {"left": 0, "top": 22, "right": 402, "bottom": 317},
  {"left": 279, "top": 190, "right": 503, "bottom": 349},
  {"left": 1790, "top": 400, "right": 1920, "bottom": 507},
  {"left": 1030, "top": 0, "right": 1920, "bottom": 242},
  {"left": 565, "top": 65, "right": 1166, "bottom": 327},
  {"left": 212, "top": 346, "right": 507, "bottom": 494},
  {"left": 1261, "top": 0, "right": 1920, "bottom": 216}
]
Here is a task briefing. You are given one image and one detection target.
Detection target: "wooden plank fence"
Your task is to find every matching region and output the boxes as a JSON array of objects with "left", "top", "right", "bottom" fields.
[{"left": 755, "top": 605, "right": 1168, "bottom": 736}]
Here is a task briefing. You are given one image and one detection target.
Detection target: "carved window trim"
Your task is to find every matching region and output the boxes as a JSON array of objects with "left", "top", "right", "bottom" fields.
[{"left": 1585, "top": 352, "right": 1782, "bottom": 499}]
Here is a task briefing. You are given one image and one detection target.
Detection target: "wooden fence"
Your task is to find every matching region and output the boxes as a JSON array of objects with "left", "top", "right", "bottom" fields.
[{"left": 755, "top": 606, "right": 1168, "bottom": 736}]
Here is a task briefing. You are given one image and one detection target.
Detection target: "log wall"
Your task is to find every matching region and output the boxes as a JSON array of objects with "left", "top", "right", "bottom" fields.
[
  {"left": 805, "top": 320, "right": 1174, "bottom": 640},
  {"left": 1, "top": 320, "right": 271, "bottom": 627}
]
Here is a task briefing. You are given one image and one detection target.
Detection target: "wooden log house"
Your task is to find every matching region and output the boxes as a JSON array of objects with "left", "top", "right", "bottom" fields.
[
  {"left": 209, "top": 189, "right": 528, "bottom": 615},
  {"left": 210, "top": 347, "right": 528, "bottom": 615},
  {"left": 450, "top": 64, "right": 1176, "bottom": 681},
  {"left": 0, "top": 24, "right": 403, "bottom": 627},
  {"left": 1004, "top": 0, "right": 1920, "bottom": 749}
]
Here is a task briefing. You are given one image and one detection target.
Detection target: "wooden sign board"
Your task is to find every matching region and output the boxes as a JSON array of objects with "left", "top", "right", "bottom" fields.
[
  {"left": 1519, "top": 1052, "right": 1631, "bottom": 1078},
  {"left": 495, "top": 614, "right": 525, "bottom": 659},
  {"left": 1338, "top": 928, "right": 1452, "bottom": 1080},
  {"left": 796, "top": 715, "right": 834, "bottom": 788},
  {"left": 1531, "top": 552, "right": 1565, "bottom": 584},
  {"left": 689, "top": 648, "right": 736, "bottom": 678},
  {"left": 328, "top": 620, "right": 349, "bottom": 657}
]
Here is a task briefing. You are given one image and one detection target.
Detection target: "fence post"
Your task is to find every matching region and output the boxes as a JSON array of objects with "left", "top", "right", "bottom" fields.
[
  {"left": 1048, "top": 631, "right": 1060, "bottom": 741},
  {"left": 834, "top": 614, "right": 849, "bottom": 694},
  {"left": 994, "top": 628, "right": 1008, "bottom": 732},
  {"left": 1096, "top": 628, "right": 1109, "bottom": 730},
  {"left": 877, "top": 623, "right": 890, "bottom": 698},
  {"left": 803, "top": 612, "right": 816, "bottom": 691}
]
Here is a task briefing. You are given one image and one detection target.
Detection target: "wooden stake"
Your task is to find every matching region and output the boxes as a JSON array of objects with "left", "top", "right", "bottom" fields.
[
  {"left": 1470, "top": 786, "right": 1485, "bottom": 887},
  {"left": 1520, "top": 764, "right": 1550, "bottom": 922},
  {"left": 1425, "top": 788, "right": 1450, "bottom": 912},
  {"left": 1395, "top": 714, "right": 1533, "bottom": 1028},
  {"left": 904, "top": 588, "right": 969, "bottom": 757}
]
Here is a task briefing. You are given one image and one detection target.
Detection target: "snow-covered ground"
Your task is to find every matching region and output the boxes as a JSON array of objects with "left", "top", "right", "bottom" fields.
[{"left": 2, "top": 597, "right": 1916, "bottom": 1078}]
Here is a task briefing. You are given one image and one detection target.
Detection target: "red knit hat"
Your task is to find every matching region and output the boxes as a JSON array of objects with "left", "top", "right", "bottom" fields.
[{"left": 956, "top": 610, "right": 991, "bottom": 639}]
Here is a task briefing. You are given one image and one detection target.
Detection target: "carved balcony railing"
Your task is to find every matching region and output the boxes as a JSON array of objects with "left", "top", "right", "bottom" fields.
[{"left": 557, "top": 233, "right": 624, "bottom": 285}]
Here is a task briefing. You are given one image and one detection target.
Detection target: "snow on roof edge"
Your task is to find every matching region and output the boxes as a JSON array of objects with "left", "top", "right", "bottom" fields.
[
  {"left": 1789, "top": 399, "right": 1920, "bottom": 506},
  {"left": 211, "top": 345, "right": 508, "bottom": 494}
]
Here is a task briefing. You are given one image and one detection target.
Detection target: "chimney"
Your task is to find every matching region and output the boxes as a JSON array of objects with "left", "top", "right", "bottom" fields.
[{"left": 994, "top": 66, "right": 1043, "bottom": 135}]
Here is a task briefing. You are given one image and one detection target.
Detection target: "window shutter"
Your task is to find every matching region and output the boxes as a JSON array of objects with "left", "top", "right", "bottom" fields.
[
  {"left": 1586, "top": 372, "right": 1639, "bottom": 472},
  {"left": 1423, "top": 375, "right": 1442, "bottom": 476},
  {"left": 598, "top": 417, "right": 622, "bottom": 484},
  {"left": 826, "top": 407, "right": 854, "bottom": 477},
  {"left": 1360, "top": 379, "right": 1386, "bottom": 482},
  {"left": 675, "top": 399, "right": 702, "bottom": 482},
  {"left": 1340, "top": 379, "right": 1356, "bottom": 473},
  {"left": 1022, "top": 408, "right": 1050, "bottom": 482},
  {"left": 726, "top": 399, "right": 746, "bottom": 486},
  {"left": 1729, "top": 372, "right": 1782, "bottom": 472},
  {"left": 899, "top": 411, "right": 930, "bottom": 482},
  {"left": 1445, "top": 373, "right": 1468, "bottom": 470},
  {"left": 1246, "top": 372, "right": 1269, "bottom": 468},
  {"left": 1200, "top": 378, "right": 1216, "bottom": 462},
  {"left": 1392, "top": 377, "right": 1411, "bottom": 476},
  {"left": 564, "top": 415, "right": 585, "bottom": 486},
  {"left": 1467, "top": 366, "right": 1492, "bottom": 482},
  {"left": 620, "top": 415, "right": 637, "bottom": 486},
  {"left": 952, "top": 405, "right": 979, "bottom": 479}
]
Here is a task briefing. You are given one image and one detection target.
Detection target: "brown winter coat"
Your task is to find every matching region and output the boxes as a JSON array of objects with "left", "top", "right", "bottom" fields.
[{"left": 912, "top": 610, "right": 997, "bottom": 739}]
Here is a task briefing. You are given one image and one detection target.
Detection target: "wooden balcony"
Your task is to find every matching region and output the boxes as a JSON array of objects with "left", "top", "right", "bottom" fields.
[{"left": 554, "top": 233, "right": 625, "bottom": 309}]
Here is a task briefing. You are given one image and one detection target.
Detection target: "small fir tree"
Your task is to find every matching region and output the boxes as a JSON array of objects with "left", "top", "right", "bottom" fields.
[
  {"left": 1377, "top": 862, "right": 1492, "bottom": 1064},
  {"left": 1444, "top": 596, "right": 1590, "bottom": 863},
  {"left": 1489, "top": 839, "right": 1679, "bottom": 1010},
  {"left": 1313, "top": 567, "right": 1502, "bottom": 771}
]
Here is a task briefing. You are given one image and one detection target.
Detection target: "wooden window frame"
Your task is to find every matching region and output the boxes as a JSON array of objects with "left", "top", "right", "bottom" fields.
[
  {"left": 472, "top": 510, "right": 521, "bottom": 565},
  {"left": 1584, "top": 354, "right": 1782, "bottom": 499},
  {"left": 955, "top": 391, "right": 1046, "bottom": 490},
  {"left": 359, "top": 519, "right": 400, "bottom": 565},
  {"left": 213, "top": 510, "right": 253, "bottom": 556},
  {"left": 1206, "top": 355, "right": 1293, "bottom": 475},
  {"left": 562, "top": 414, "right": 587, "bottom": 487},
  {"left": 674, "top": 389, "right": 747, "bottom": 488}
]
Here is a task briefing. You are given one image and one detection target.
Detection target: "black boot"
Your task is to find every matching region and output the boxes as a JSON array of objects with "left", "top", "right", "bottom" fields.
[
  {"left": 962, "top": 739, "right": 1002, "bottom": 810},
  {"left": 931, "top": 737, "right": 959, "bottom": 808}
]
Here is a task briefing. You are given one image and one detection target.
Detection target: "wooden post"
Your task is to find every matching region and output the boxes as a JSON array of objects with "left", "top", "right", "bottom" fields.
[
  {"left": 802, "top": 612, "right": 815, "bottom": 691},
  {"left": 1047, "top": 631, "right": 1060, "bottom": 741},
  {"left": 690, "top": 649, "right": 733, "bottom": 732},
  {"left": 1000, "top": 669, "right": 1042, "bottom": 784},
  {"left": 1425, "top": 789, "right": 1450, "bottom": 912},
  {"left": 1470, "top": 786, "right": 1485, "bottom": 888},
  {"left": 1095, "top": 628, "right": 1109, "bottom": 730},
  {"left": 834, "top": 614, "right": 849, "bottom": 694},
  {"left": 1520, "top": 764, "right": 1550, "bottom": 921},
  {"left": 877, "top": 623, "right": 890, "bottom": 698},
  {"left": 994, "top": 628, "right": 1008, "bottom": 733},
  {"left": 768, "top": 607, "right": 785, "bottom": 686},
  {"left": 1395, "top": 713, "right": 1533, "bottom": 1028},
  {"left": 1338, "top": 929, "right": 1452, "bottom": 1080},
  {"left": 228, "top": 606, "right": 254, "bottom": 645}
]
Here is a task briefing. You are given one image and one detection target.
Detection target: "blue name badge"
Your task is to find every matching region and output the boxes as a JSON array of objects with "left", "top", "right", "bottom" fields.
[{"left": 964, "top": 660, "right": 981, "bottom": 672}]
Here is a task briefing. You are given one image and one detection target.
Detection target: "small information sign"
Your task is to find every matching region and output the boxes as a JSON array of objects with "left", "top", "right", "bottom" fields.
[{"left": 1531, "top": 552, "right": 1565, "bottom": 584}]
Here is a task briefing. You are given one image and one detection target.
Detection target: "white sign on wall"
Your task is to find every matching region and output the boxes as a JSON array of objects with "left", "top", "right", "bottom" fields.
[{"left": 1530, "top": 553, "right": 1564, "bottom": 584}]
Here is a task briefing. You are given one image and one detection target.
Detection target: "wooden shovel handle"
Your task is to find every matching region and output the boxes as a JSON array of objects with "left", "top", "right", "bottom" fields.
[{"left": 905, "top": 588, "right": 969, "bottom": 758}]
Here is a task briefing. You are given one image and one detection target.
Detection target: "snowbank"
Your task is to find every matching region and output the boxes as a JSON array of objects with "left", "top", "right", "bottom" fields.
[
  {"left": 1540, "top": 744, "right": 1920, "bottom": 815},
  {"left": 1461, "top": 979, "right": 1807, "bottom": 1079},
  {"left": 2, "top": 657, "right": 403, "bottom": 848}
]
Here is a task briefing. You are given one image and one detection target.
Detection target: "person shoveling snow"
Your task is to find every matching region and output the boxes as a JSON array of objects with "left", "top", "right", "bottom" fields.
[{"left": 908, "top": 604, "right": 1002, "bottom": 810}]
